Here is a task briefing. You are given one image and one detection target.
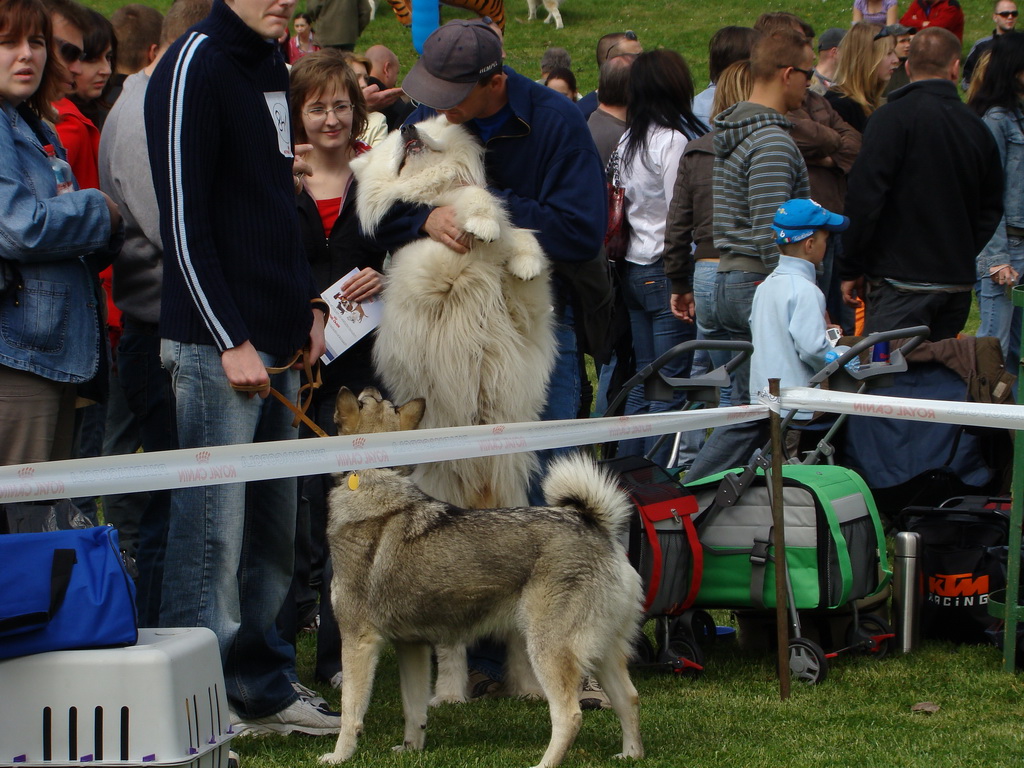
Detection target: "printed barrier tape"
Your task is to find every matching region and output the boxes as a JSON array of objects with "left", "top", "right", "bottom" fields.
[
  {"left": 777, "top": 387, "right": 1024, "bottom": 431},
  {"left": 0, "top": 406, "right": 769, "bottom": 503}
]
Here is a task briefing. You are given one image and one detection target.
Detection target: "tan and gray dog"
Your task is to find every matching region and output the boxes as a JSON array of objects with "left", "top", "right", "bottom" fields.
[{"left": 319, "top": 387, "right": 644, "bottom": 768}]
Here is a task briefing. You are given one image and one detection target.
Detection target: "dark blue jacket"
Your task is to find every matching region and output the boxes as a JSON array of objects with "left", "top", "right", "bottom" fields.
[
  {"left": 145, "top": 0, "right": 320, "bottom": 357},
  {"left": 373, "top": 67, "right": 606, "bottom": 273}
]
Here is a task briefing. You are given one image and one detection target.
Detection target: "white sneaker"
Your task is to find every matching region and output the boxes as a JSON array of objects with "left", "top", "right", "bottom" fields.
[
  {"left": 230, "top": 697, "right": 340, "bottom": 737},
  {"left": 291, "top": 680, "right": 331, "bottom": 712},
  {"left": 329, "top": 671, "right": 343, "bottom": 690},
  {"left": 579, "top": 676, "right": 612, "bottom": 711}
]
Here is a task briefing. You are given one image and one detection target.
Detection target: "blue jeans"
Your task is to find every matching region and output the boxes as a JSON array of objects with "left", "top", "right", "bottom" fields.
[
  {"left": 159, "top": 340, "right": 299, "bottom": 718},
  {"left": 714, "top": 270, "right": 764, "bottom": 406},
  {"left": 620, "top": 260, "right": 696, "bottom": 465},
  {"left": 117, "top": 325, "right": 177, "bottom": 627},
  {"left": 692, "top": 258, "right": 731, "bottom": 407},
  {"left": 977, "top": 235, "right": 1024, "bottom": 373}
]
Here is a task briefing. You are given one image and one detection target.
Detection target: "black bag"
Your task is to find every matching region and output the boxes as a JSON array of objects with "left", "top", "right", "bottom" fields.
[
  {"left": 1, "top": 499, "right": 92, "bottom": 534},
  {"left": 898, "top": 497, "right": 1012, "bottom": 644},
  {"left": 604, "top": 150, "right": 630, "bottom": 263}
]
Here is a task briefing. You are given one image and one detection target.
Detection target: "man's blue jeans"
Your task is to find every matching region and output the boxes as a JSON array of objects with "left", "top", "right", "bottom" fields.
[
  {"left": 620, "top": 260, "right": 696, "bottom": 466},
  {"left": 159, "top": 340, "right": 299, "bottom": 718},
  {"left": 714, "top": 269, "right": 764, "bottom": 405},
  {"left": 978, "top": 235, "right": 1024, "bottom": 374},
  {"left": 693, "top": 258, "right": 732, "bottom": 406}
]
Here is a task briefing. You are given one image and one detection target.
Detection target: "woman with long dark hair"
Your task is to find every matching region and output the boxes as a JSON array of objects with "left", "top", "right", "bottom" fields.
[
  {"left": 615, "top": 48, "right": 707, "bottom": 466},
  {"left": 69, "top": 8, "right": 115, "bottom": 129},
  {"left": 970, "top": 32, "right": 1024, "bottom": 372}
]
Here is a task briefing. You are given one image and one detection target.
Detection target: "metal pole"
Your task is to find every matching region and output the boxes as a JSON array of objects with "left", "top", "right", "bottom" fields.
[
  {"left": 1003, "top": 286, "right": 1024, "bottom": 672},
  {"left": 769, "top": 378, "right": 790, "bottom": 699}
]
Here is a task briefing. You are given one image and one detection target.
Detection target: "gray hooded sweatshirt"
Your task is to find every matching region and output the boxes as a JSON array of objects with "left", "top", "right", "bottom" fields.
[{"left": 712, "top": 101, "right": 809, "bottom": 275}]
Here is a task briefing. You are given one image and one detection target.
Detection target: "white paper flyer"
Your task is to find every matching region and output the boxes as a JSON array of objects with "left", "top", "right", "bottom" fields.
[{"left": 320, "top": 268, "right": 382, "bottom": 364}]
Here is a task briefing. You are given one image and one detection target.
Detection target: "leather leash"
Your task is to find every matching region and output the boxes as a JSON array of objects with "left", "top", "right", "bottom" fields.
[{"left": 231, "top": 348, "right": 329, "bottom": 438}]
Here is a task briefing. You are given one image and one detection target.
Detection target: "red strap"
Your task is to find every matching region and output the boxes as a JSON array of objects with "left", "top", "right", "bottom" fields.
[
  {"left": 636, "top": 498, "right": 704, "bottom": 615},
  {"left": 637, "top": 503, "right": 663, "bottom": 613}
]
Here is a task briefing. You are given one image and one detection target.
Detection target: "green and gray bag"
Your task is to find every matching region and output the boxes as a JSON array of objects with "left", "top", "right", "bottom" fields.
[{"left": 686, "top": 465, "right": 890, "bottom": 611}]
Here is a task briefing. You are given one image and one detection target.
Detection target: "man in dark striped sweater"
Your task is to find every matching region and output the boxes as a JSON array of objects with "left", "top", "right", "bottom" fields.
[
  {"left": 686, "top": 27, "right": 812, "bottom": 481},
  {"left": 144, "top": 0, "right": 333, "bottom": 736}
]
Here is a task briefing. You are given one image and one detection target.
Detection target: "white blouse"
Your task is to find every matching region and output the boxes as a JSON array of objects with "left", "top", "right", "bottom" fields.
[{"left": 617, "top": 124, "right": 689, "bottom": 266}]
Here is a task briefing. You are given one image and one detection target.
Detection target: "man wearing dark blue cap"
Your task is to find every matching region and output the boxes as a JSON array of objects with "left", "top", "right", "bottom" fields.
[{"left": 379, "top": 18, "right": 608, "bottom": 455}]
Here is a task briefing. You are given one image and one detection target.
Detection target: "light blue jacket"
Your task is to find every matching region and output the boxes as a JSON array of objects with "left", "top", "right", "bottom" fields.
[
  {"left": 749, "top": 255, "right": 832, "bottom": 419},
  {"left": 978, "top": 105, "right": 1024, "bottom": 276},
  {"left": 0, "top": 100, "right": 113, "bottom": 383}
]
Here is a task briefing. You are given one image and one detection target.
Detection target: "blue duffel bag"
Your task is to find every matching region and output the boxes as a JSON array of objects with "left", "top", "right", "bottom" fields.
[{"left": 0, "top": 526, "right": 137, "bottom": 660}]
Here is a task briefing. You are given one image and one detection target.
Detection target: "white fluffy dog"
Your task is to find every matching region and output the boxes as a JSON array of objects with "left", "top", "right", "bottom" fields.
[{"left": 352, "top": 115, "right": 555, "bottom": 512}]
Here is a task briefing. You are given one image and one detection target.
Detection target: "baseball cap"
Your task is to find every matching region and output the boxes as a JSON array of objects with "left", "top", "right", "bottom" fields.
[
  {"left": 818, "top": 27, "right": 847, "bottom": 51},
  {"left": 402, "top": 19, "right": 504, "bottom": 110},
  {"left": 773, "top": 198, "right": 849, "bottom": 245},
  {"left": 882, "top": 23, "right": 916, "bottom": 37}
]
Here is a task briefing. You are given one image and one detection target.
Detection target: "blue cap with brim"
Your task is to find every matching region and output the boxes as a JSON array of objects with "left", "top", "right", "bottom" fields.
[{"left": 773, "top": 198, "right": 850, "bottom": 245}]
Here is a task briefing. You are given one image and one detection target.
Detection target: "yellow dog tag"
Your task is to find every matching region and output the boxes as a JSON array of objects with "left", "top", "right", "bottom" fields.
[{"left": 348, "top": 473, "right": 360, "bottom": 491}]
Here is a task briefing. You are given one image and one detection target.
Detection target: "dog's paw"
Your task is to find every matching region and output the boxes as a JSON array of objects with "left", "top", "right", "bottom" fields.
[
  {"left": 612, "top": 747, "right": 644, "bottom": 760},
  {"left": 506, "top": 250, "right": 545, "bottom": 281},
  {"left": 319, "top": 753, "right": 345, "bottom": 765},
  {"left": 429, "top": 692, "right": 467, "bottom": 706},
  {"left": 463, "top": 215, "right": 502, "bottom": 244},
  {"left": 391, "top": 738, "right": 425, "bottom": 753}
]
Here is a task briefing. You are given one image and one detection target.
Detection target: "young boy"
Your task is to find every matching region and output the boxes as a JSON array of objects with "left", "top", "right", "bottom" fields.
[{"left": 749, "top": 198, "right": 849, "bottom": 423}]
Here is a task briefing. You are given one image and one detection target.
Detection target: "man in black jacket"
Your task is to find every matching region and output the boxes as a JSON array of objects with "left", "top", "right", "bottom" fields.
[{"left": 840, "top": 27, "right": 1003, "bottom": 340}]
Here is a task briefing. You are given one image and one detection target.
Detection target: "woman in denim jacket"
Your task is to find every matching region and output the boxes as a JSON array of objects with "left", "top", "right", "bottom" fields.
[
  {"left": 971, "top": 33, "right": 1024, "bottom": 374},
  {"left": 0, "top": 0, "right": 120, "bottom": 465}
]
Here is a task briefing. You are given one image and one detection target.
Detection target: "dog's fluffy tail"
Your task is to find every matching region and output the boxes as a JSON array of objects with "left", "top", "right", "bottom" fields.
[{"left": 542, "top": 453, "right": 632, "bottom": 537}]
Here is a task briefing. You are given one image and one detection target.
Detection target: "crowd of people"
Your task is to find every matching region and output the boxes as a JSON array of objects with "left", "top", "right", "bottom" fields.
[{"left": 0, "top": 0, "right": 1019, "bottom": 741}]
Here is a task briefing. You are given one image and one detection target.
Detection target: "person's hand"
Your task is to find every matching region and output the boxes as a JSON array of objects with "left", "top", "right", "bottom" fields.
[
  {"left": 841, "top": 277, "right": 865, "bottom": 308},
  {"left": 305, "top": 309, "right": 327, "bottom": 363},
  {"left": 292, "top": 143, "right": 314, "bottom": 192},
  {"left": 989, "top": 263, "right": 1019, "bottom": 286},
  {"left": 670, "top": 292, "right": 696, "bottom": 323},
  {"left": 222, "top": 341, "right": 270, "bottom": 397},
  {"left": 100, "top": 191, "right": 122, "bottom": 232},
  {"left": 339, "top": 268, "right": 385, "bottom": 303},
  {"left": 362, "top": 83, "right": 404, "bottom": 112},
  {"left": 422, "top": 206, "right": 471, "bottom": 253}
]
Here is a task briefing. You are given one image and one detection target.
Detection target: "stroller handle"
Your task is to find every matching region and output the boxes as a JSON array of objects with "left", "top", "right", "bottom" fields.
[
  {"left": 814, "top": 325, "right": 930, "bottom": 383},
  {"left": 603, "top": 340, "right": 755, "bottom": 417}
]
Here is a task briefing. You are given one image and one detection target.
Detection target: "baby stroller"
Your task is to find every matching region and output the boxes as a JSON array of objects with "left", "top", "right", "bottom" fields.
[
  {"left": 683, "top": 327, "right": 929, "bottom": 683},
  {"left": 597, "top": 339, "right": 753, "bottom": 676}
]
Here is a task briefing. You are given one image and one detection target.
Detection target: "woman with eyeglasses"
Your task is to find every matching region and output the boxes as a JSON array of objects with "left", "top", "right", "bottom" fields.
[
  {"left": 286, "top": 48, "right": 386, "bottom": 686},
  {"left": 0, "top": 0, "right": 121, "bottom": 465},
  {"left": 969, "top": 32, "right": 1024, "bottom": 375},
  {"left": 614, "top": 48, "right": 708, "bottom": 467},
  {"left": 825, "top": 22, "right": 900, "bottom": 132}
]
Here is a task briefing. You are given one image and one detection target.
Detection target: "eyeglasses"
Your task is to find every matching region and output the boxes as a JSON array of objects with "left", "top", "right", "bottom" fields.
[
  {"left": 54, "top": 37, "right": 85, "bottom": 63},
  {"left": 997, "top": 10, "right": 1019, "bottom": 17},
  {"left": 786, "top": 65, "right": 815, "bottom": 80},
  {"left": 304, "top": 103, "right": 353, "bottom": 121}
]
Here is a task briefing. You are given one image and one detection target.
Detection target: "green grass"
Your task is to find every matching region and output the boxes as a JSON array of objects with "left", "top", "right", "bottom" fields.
[
  {"left": 83, "top": 0, "right": 1001, "bottom": 96},
  {"left": 235, "top": 628, "right": 1024, "bottom": 768}
]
